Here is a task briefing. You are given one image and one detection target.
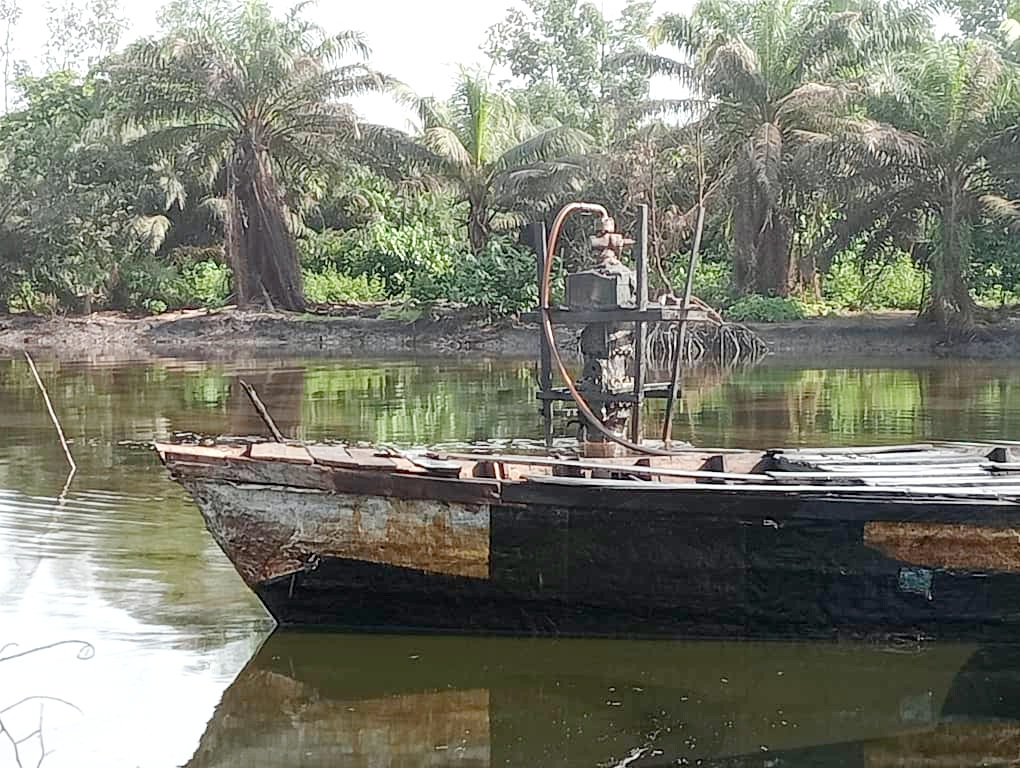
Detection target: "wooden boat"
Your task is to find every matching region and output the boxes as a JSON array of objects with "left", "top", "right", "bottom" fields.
[
  {"left": 157, "top": 438, "right": 1020, "bottom": 640},
  {"left": 185, "top": 631, "right": 1020, "bottom": 767}
]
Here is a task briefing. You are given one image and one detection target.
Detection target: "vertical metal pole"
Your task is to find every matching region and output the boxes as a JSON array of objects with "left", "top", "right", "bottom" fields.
[
  {"left": 630, "top": 205, "right": 649, "bottom": 445},
  {"left": 530, "top": 222, "right": 554, "bottom": 448},
  {"left": 662, "top": 200, "right": 705, "bottom": 445}
]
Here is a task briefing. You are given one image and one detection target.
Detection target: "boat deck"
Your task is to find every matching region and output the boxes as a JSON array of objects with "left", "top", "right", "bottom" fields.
[{"left": 156, "top": 440, "right": 1020, "bottom": 502}]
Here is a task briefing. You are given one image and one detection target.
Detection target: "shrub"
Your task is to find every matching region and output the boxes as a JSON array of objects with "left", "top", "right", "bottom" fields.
[
  {"left": 823, "top": 248, "right": 925, "bottom": 311},
  {"left": 969, "top": 224, "right": 1020, "bottom": 307},
  {"left": 725, "top": 295, "right": 807, "bottom": 322},
  {"left": 298, "top": 222, "right": 457, "bottom": 298},
  {"left": 671, "top": 256, "right": 732, "bottom": 307},
  {"left": 178, "top": 260, "right": 232, "bottom": 308},
  {"left": 303, "top": 268, "right": 387, "bottom": 303},
  {"left": 445, "top": 234, "right": 538, "bottom": 315},
  {"left": 299, "top": 191, "right": 466, "bottom": 300}
]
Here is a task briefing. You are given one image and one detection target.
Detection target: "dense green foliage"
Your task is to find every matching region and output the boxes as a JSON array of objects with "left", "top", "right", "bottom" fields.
[
  {"left": 0, "top": 0, "right": 1018, "bottom": 325},
  {"left": 725, "top": 295, "right": 808, "bottom": 323}
]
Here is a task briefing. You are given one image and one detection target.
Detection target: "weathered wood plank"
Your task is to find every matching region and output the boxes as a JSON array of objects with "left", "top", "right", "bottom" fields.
[
  {"left": 248, "top": 442, "right": 314, "bottom": 464},
  {"left": 440, "top": 452, "right": 772, "bottom": 483},
  {"left": 307, "top": 444, "right": 401, "bottom": 471},
  {"left": 167, "top": 456, "right": 499, "bottom": 505},
  {"left": 768, "top": 472, "right": 866, "bottom": 485},
  {"left": 154, "top": 442, "right": 247, "bottom": 461},
  {"left": 396, "top": 450, "right": 463, "bottom": 477},
  {"left": 784, "top": 452, "right": 987, "bottom": 466},
  {"left": 344, "top": 448, "right": 398, "bottom": 470},
  {"left": 306, "top": 444, "right": 356, "bottom": 467},
  {"left": 771, "top": 443, "right": 935, "bottom": 456},
  {"left": 817, "top": 463, "right": 993, "bottom": 475},
  {"left": 864, "top": 475, "right": 1020, "bottom": 487}
]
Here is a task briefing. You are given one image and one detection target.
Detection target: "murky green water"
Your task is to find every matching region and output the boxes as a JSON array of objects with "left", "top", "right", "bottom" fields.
[{"left": 3, "top": 356, "right": 1020, "bottom": 767}]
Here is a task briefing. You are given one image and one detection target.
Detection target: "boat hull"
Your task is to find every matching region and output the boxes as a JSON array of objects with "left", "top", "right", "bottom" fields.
[{"left": 178, "top": 469, "right": 1020, "bottom": 640}]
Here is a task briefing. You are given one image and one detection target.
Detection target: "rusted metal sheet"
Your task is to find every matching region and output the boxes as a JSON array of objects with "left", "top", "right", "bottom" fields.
[
  {"left": 864, "top": 521, "right": 1020, "bottom": 572},
  {"left": 182, "top": 477, "right": 491, "bottom": 584}
]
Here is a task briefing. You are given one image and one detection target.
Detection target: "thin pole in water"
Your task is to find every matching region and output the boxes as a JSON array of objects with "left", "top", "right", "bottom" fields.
[
  {"left": 239, "top": 379, "right": 286, "bottom": 443},
  {"left": 24, "top": 351, "right": 76, "bottom": 477}
]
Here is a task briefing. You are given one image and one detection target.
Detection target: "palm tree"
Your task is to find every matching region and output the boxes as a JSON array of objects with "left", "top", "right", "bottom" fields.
[
  {"left": 816, "top": 41, "right": 1020, "bottom": 328},
  {"left": 412, "top": 72, "right": 591, "bottom": 254},
  {"left": 635, "top": 0, "right": 926, "bottom": 296},
  {"left": 107, "top": 0, "right": 390, "bottom": 311}
]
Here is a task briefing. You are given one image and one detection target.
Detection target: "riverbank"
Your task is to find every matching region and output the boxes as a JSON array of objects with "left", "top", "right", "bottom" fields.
[{"left": 1, "top": 307, "right": 1019, "bottom": 362}]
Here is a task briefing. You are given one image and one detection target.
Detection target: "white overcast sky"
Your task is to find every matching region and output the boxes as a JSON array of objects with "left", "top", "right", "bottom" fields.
[
  {"left": 12, "top": 0, "right": 955, "bottom": 127},
  {"left": 11, "top": 0, "right": 697, "bottom": 127}
]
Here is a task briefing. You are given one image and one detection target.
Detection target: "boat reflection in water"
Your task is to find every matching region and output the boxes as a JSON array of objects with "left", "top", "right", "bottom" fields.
[{"left": 186, "top": 633, "right": 1020, "bottom": 767}]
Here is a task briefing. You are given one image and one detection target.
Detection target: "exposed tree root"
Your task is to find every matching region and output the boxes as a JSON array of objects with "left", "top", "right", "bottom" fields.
[{"left": 645, "top": 296, "right": 769, "bottom": 367}]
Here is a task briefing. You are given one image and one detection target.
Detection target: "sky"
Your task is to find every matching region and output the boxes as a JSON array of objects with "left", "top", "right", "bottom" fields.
[
  {"left": 9, "top": 0, "right": 956, "bottom": 127},
  {"left": 9, "top": 0, "right": 697, "bottom": 127}
]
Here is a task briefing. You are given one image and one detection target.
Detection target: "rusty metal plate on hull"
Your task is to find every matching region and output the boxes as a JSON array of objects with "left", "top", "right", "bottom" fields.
[
  {"left": 865, "top": 522, "right": 1020, "bottom": 572},
  {"left": 182, "top": 478, "right": 490, "bottom": 584}
]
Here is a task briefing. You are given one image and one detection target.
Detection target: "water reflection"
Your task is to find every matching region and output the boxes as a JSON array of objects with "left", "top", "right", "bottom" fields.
[
  {"left": 188, "top": 633, "right": 1020, "bottom": 767},
  {"left": 4, "top": 358, "right": 1020, "bottom": 461},
  {"left": 4, "top": 356, "right": 1020, "bottom": 766}
]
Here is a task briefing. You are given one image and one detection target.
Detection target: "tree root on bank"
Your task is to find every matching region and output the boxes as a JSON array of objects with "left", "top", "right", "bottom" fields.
[{"left": 644, "top": 297, "right": 769, "bottom": 367}]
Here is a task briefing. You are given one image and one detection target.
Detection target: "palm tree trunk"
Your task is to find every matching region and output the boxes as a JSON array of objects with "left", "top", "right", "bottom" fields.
[
  {"left": 731, "top": 164, "right": 795, "bottom": 296},
  {"left": 226, "top": 147, "right": 305, "bottom": 312},
  {"left": 467, "top": 194, "right": 489, "bottom": 256},
  {"left": 732, "top": 175, "right": 757, "bottom": 295},
  {"left": 928, "top": 181, "right": 976, "bottom": 329},
  {"left": 754, "top": 213, "right": 794, "bottom": 296}
]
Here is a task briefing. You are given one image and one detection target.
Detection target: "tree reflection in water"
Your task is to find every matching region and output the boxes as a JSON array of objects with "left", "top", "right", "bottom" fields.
[{"left": 185, "top": 633, "right": 1020, "bottom": 768}]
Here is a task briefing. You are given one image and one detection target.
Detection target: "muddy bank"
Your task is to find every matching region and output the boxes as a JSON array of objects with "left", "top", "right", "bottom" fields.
[
  {"left": 1, "top": 307, "right": 1018, "bottom": 362},
  {"left": 0, "top": 308, "right": 550, "bottom": 361},
  {"left": 749, "top": 312, "right": 1020, "bottom": 360}
]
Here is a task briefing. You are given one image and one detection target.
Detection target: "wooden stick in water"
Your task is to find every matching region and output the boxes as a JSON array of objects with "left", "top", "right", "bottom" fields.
[
  {"left": 239, "top": 379, "right": 286, "bottom": 443},
  {"left": 24, "top": 351, "right": 76, "bottom": 476}
]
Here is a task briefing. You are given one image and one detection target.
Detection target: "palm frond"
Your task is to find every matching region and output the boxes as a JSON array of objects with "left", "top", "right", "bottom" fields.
[
  {"left": 775, "top": 82, "right": 854, "bottom": 121},
  {"left": 422, "top": 126, "right": 474, "bottom": 174},
  {"left": 618, "top": 52, "right": 698, "bottom": 88},
  {"left": 490, "top": 127, "right": 592, "bottom": 175},
  {"left": 705, "top": 40, "right": 767, "bottom": 106},
  {"left": 133, "top": 214, "right": 173, "bottom": 253},
  {"left": 980, "top": 193, "right": 1020, "bottom": 224},
  {"left": 649, "top": 12, "right": 701, "bottom": 56},
  {"left": 632, "top": 97, "right": 716, "bottom": 121}
]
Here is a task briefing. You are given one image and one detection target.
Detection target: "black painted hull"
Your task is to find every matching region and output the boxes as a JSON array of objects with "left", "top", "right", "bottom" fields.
[{"left": 252, "top": 498, "right": 1020, "bottom": 641}]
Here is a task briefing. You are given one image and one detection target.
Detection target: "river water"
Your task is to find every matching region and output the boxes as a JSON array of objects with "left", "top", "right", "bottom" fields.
[{"left": 3, "top": 356, "right": 1020, "bottom": 767}]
